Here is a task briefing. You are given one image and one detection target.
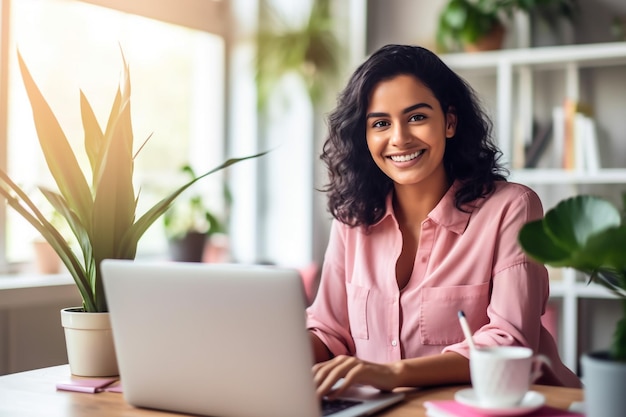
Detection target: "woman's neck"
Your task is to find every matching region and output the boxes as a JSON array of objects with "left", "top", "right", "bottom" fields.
[{"left": 392, "top": 173, "right": 451, "bottom": 228}]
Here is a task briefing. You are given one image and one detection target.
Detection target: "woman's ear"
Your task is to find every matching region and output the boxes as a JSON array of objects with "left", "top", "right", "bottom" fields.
[{"left": 445, "top": 107, "right": 457, "bottom": 138}]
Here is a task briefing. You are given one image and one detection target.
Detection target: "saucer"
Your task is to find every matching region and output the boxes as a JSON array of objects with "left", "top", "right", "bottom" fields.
[{"left": 454, "top": 388, "right": 545, "bottom": 416}]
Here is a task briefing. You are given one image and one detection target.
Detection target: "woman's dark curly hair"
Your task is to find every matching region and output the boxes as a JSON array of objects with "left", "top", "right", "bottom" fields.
[{"left": 320, "top": 44, "right": 507, "bottom": 227}]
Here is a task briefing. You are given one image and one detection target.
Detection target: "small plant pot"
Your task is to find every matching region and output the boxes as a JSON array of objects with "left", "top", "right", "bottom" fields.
[
  {"left": 61, "top": 307, "right": 119, "bottom": 377},
  {"left": 581, "top": 351, "right": 626, "bottom": 417},
  {"left": 465, "top": 23, "right": 506, "bottom": 52},
  {"left": 168, "top": 232, "right": 207, "bottom": 262},
  {"left": 32, "top": 240, "right": 61, "bottom": 274}
]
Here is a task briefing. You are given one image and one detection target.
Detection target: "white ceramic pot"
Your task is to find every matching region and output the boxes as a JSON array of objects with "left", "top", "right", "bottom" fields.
[
  {"left": 60, "top": 307, "right": 119, "bottom": 377},
  {"left": 581, "top": 351, "right": 626, "bottom": 417}
]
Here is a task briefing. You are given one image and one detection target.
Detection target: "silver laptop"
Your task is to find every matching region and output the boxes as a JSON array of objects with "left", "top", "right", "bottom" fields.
[{"left": 101, "top": 259, "right": 405, "bottom": 417}]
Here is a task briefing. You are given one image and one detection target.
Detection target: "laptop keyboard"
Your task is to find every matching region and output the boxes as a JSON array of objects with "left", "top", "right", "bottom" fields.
[{"left": 321, "top": 398, "right": 362, "bottom": 416}]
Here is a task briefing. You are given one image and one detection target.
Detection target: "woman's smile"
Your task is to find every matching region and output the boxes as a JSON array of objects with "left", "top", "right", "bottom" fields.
[{"left": 388, "top": 149, "right": 426, "bottom": 163}]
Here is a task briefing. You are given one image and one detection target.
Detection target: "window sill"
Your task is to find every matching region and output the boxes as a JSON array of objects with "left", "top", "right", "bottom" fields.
[{"left": 0, "top": 274, "right": 81, "bottom": 309}]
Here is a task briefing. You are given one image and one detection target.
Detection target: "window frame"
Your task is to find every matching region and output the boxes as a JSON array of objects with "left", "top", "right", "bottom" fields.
[{"left": 0, "top": 0, "right": 232, "bottom": 273}]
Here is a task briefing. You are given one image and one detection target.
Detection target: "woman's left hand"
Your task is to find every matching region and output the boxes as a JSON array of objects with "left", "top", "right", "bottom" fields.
[{"left": 312, "top": 355, "right": 399, "bottom": 399}]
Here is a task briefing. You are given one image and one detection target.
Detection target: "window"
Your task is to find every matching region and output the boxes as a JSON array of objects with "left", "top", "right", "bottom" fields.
[{"left": 1, "top": 0, "right": 228, "bottom": 271}]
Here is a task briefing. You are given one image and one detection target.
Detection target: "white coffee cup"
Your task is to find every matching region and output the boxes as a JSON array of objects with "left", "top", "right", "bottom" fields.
[{"left": 469, "top": 346, "right": 550, "bottom": 408}]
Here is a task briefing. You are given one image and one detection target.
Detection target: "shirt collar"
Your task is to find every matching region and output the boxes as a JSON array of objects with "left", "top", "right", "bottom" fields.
[{"left": 373, "top": 181, "right": 473, "bottom": 235}]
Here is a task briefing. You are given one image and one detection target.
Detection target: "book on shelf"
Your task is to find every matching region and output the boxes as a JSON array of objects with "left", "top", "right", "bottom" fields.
[
  {"left": 562, "top": 99, "right": 577, "bottom": 171},
  {"left": 551, "top": 102, "right": 601, "bottom": 172},
  {"left": 524, "top": 121, "right": 553, "bottom": 168}
]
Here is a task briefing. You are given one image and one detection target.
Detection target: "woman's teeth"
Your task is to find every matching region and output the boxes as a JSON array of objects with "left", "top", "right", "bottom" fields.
[{"left": 390, "top": 150, "right": 424, "bottom": 162}]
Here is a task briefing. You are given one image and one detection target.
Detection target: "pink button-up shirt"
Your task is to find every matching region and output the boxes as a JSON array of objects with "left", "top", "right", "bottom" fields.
[{"left": 306, "top": 181, "right": 581, "bottom": 387}]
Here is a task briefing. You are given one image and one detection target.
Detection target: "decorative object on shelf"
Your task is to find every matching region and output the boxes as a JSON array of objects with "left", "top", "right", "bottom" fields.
[
  {"left": 254, "top": 0, "right": 342, "bottom": 111},
  {"left": 0, "top": 51, "right": 264, "bottom": 376},
  {"left": 518, "top": 194, "right": 626, "bottom": 417},
  {"left": 163, "top": 164, "right": 231, "bottom": 263},
  {"left": 436, "top": 0, "right": 578, "bottom": 53}
]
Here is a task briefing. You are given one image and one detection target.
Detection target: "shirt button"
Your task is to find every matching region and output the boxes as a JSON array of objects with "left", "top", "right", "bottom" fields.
[{"left": 391, "top": 340, "right": 398, "bottom": 347}]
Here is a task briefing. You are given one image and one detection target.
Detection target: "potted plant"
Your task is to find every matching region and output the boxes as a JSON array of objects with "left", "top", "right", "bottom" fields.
[
  {"left": 436, "top": 0, "right": 578, "bottom": 53},
  {"left": 518, "top": 194, "right": 626, "bottom": 417},
  {"left": 163, "top": 164, "right": 231, "bottom": 263},
  {"left": 0, "top": 51, "right": 264, "bottom": 376}
]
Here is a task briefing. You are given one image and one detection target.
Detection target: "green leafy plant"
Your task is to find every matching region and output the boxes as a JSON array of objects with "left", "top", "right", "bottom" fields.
[
  {"left": 163, "top": 164, "right": 231, "bottom": 240},
  {"left": 518, "top": 195, "right": 626, "bottom": 361},
  {"left": 0, "top": 51, "right": 264, "bottom": 312},
  {"left": 436, "top": 0, "right": 578, "bottom": 53}
]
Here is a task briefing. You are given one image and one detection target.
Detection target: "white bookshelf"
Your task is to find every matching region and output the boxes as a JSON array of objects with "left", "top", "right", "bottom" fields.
[{"left": 509, "top": 168, "right": 626, "bottom": 185}]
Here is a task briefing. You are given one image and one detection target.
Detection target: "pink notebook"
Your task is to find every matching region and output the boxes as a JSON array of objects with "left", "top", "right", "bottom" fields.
[
  {"left": 56, "top": 378, "right": 122, "bottom": 393},
  {"left": 424, "top": 400, "right": 584, "bottom": 417}
]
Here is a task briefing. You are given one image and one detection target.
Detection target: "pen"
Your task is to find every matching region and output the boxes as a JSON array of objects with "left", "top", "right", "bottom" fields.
[{"left": 457, "top": 310, "right": 476, "bottom": 351}]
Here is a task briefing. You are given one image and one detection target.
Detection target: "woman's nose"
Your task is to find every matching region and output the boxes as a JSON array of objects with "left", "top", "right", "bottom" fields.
[{"left": 390, "top": 123, "right": 411, "bottom": 146}]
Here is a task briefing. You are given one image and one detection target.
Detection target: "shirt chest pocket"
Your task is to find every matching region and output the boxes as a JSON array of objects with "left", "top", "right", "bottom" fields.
[
  {"left": 419, "top": 282, "right": 490, "bottom": 345},
  {"left": 346, "top": 283, "right": 370, "bottom": 340}
]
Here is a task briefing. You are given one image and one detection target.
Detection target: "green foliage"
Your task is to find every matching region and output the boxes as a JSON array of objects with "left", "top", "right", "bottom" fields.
[
  {"left": 518, "top": 195, "right": 626, "bottom": 360},
  {"left": 436, "top": 0, "right": 578, "bottom": 52},
  {"left": 0, "top": 51, "right": 265, "bottom": 312},
  {"left": 254, "top": 0, "right": 341, "bottom": 111},
  {"left": 163, "top": 164, "right": 231, "bottom": 240}
]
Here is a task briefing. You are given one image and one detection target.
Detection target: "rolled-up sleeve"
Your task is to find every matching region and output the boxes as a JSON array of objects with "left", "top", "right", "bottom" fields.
[{"left": 306, "top": 220, "right": 355, "bottom": 357}]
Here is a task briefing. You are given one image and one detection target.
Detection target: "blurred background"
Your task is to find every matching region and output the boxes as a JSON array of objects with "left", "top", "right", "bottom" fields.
[{"left": 1, "top": 0, "right": 626, "bottom": 375}]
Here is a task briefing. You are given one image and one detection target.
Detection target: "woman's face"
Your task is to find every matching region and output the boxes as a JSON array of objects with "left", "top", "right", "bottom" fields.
[{"left": 365, "top": 74, "right": 456, "bottom": 189}]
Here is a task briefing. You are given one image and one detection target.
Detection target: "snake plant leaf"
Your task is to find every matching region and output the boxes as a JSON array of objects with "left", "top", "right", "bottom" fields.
[
  {"left": 92, "top": 96, "right": 136, "bottom": 257},
  {"left": 0, "top": 173, "right": 96, "bottom": 311},
  {"left": 80, "top": 91, "right": 105, "bottom": 180},
  {"left": 39, "top": 188, "right": 94, "bottom": 276},
  {"left": 16, "top": 51, "right": 93, "bottom": 228}
]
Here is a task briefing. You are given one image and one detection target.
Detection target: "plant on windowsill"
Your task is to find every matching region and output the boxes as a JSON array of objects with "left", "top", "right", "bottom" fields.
[
  {"left": 518, "top": 194, "right": 626, "bottom": 417},
  {"left": 163, "top": 164, "right": 231, "bottom": 263},
  {"left": 0, "top": 51, "right": 265, "bottom": 377},
  {"left": 436, "top": 0, "right": 578, "bottom": 53},
  {"left": 32, "top": 206, "right": 68, "bottom": 274}
]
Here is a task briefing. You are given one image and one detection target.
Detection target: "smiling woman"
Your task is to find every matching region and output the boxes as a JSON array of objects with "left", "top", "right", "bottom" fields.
[{"left": 1, "top": 0, "right": 227, "bottom": 269}]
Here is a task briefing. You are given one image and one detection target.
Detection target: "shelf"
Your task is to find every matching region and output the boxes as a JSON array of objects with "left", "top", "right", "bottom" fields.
[
  {"left": 550, "top": 280, "right": 620, "bottom": 299},
  {"left": 441, "top": 42, "right": 626, "bottom": 73},
  {"left": 509, "top": 169, "right": 626, "bottom": 184}
]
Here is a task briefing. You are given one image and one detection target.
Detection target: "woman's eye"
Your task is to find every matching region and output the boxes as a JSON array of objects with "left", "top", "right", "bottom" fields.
[
  {"left": 372, "top": 120, "right": 389, "bottom": 128},
  {"left": 409, "top": 114, "right": 426, "bottom": 122}
]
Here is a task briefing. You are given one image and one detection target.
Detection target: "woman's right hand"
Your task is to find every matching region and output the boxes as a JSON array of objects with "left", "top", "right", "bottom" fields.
[{"left": 312, "top": 355, "right": 399, "bottom": 400}]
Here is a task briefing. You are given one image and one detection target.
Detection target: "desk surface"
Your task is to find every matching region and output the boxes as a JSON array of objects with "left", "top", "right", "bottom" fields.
[{"left": 0, "top": 365, "right": 583, "bottom": 417}]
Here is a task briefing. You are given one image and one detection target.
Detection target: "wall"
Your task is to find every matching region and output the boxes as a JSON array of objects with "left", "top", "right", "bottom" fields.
[{"left": 0, "top": 277, "right": 81, "bottom": 375}]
